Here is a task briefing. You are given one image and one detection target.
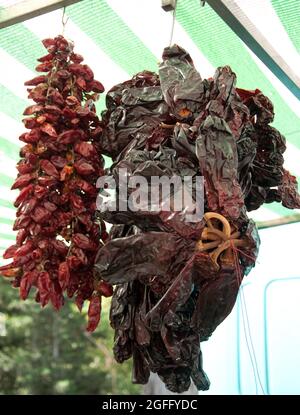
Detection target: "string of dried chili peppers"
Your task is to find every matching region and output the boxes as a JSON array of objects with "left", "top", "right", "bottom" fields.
[{"left": 0, "top": 35, "right": 113, "bottom": 330}]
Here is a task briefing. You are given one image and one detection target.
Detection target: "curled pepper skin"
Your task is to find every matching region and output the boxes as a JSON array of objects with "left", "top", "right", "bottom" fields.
[
  {"left": 95, "top": 45, "right": 299, "bottom": 393},
  {"left": 0, "top": 36, "right": 112, "bottom": 328}
]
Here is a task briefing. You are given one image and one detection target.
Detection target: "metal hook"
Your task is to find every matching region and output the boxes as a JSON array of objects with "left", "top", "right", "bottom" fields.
[{"left": 161, "top": 0, "right": 176, "bottom": 11}]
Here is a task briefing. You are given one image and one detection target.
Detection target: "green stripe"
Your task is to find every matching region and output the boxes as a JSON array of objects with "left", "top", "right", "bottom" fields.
[
  {"left": 0, "top": 199, "right": 14, "bottom": 210},
  {"left": 176, "top": 0, "right": 300, "bottom": 150},
  {"left": 0, "top": 85, "right": 27, "bottom": 163},
  {"left": 0, "top": 83, "right": 28, "bottom": 121},
  {"left": 0, "top": 13, "right": 44, "bottom": 72},
  {"left": 0, "top": 218, "right": 14, "bottom": 226},
  {"left": 95, "top": 98, "right": 106, "bottom": 116},
  {"left": 0, "top": 136, "right": 19, "bottom": 161},
  {"left": 67, "top": 0, "right": 157, "bottom": 75},
  {"left": 0, "top": 13, "right": 41, "bottom": 151},
  {"left": 265, "top": 201, "right": 300, "bottom": 217},
  {"left": 103, "top": 155, "right": 112, "bottom": 168},
  {"left": 272, "top": 0, "right": 300, "bottom": 53},
  {"left": 1, "top": 174, "right": 14, "bottom": 188},
  {"left": 0, "top": 233, "right": 15, "bottom": 241}
]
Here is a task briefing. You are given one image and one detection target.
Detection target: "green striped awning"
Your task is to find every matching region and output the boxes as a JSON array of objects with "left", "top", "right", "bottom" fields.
[{"left": 0, "top": 0, "right": 299, "bottom": 249}]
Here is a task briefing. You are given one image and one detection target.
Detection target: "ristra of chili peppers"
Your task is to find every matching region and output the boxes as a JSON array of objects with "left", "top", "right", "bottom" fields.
[{"left": 0, "top": 35, "right": 113, "bottom": 331}]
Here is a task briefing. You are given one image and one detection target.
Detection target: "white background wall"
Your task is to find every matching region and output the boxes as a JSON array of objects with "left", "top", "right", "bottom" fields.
[{"left": 201, "top": 222, "right": 300, "bottom": 395}]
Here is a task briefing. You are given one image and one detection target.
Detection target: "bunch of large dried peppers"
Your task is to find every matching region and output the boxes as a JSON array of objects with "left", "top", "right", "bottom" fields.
[{"left": 95, "top": 45, "right": 300, "bottom": 392}]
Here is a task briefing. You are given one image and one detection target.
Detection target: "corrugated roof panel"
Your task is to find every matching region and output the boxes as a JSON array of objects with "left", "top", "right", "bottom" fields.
[
  {"left": 67, "top": 0, "right": 158, "bottom": 74},
  {"left": 272, "top": 0, "right": 300, "bottom": 53}
]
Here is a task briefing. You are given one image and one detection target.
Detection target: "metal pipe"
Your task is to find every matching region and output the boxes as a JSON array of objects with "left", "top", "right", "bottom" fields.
[
  {"left": 0, "top": 0, "right": 83, "bottom": 29},
  {"left": 206, "top": 0, "right": 300, "bottom": 100}
]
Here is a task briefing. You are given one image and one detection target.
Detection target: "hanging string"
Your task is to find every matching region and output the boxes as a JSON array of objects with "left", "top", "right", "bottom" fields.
[
  {"left": 233, "top": 248, "right": 259, "bottom": 394},
  {"left": 240, "top": 286, "right": 265, "bottom": 394},
  {"left": 169, "top": 0, "right": 178, "bottom": 47},
  {"left": 61, "top": 6, "right": 69, "bottom": 36},
  {"left": 232, "top": 242, "right": 266, "bottom": 395}
]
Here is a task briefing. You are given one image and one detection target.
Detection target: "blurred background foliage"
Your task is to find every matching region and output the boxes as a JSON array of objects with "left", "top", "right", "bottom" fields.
[{"left": 0, "top": 277, "right": 141, "bottom": 395}]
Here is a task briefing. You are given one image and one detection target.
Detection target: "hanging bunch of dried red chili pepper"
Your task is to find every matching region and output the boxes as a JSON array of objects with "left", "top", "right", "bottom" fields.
[{"left": 0, "top": 35, "right": 112, "bottom": 330}]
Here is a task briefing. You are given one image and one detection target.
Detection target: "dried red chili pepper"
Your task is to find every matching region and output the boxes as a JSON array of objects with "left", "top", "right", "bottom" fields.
[
  {"left": 96, "top": 281, "right": 113, "bottom": 297},
  {"left": 3, "top": 245, "right": 18, "bottom": 259},
  {"left": 74, "top": 142, "right": 97, "bottom": 158},
  {"left": 20, "top": 270, "right": 38, "bottom": 300},
  {"left": 24, "top": 75, "right": 47, "bottom": 86},
  {"left": 86, "top": 294, "right": 102, "bottom": 332},
  {"left": 58, "top": 261, "right": 70, "bottom": 290},
  {"left": 72, "top": 233, "right": 97, "bottom": 251},
  {"left": 39, "top": 160, "right": 59, "bottom": 178}
]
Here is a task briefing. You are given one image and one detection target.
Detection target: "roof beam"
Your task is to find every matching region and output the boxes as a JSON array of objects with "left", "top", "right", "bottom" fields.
[
  {"left": 0, "top": 0, "right": 83, "bottom": 29},
  {"left": 206, "top": 0, "right": 300, "bottom": 101},
  {"left": 257, "top": 213, "right": 300, "bottom": 230}
]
